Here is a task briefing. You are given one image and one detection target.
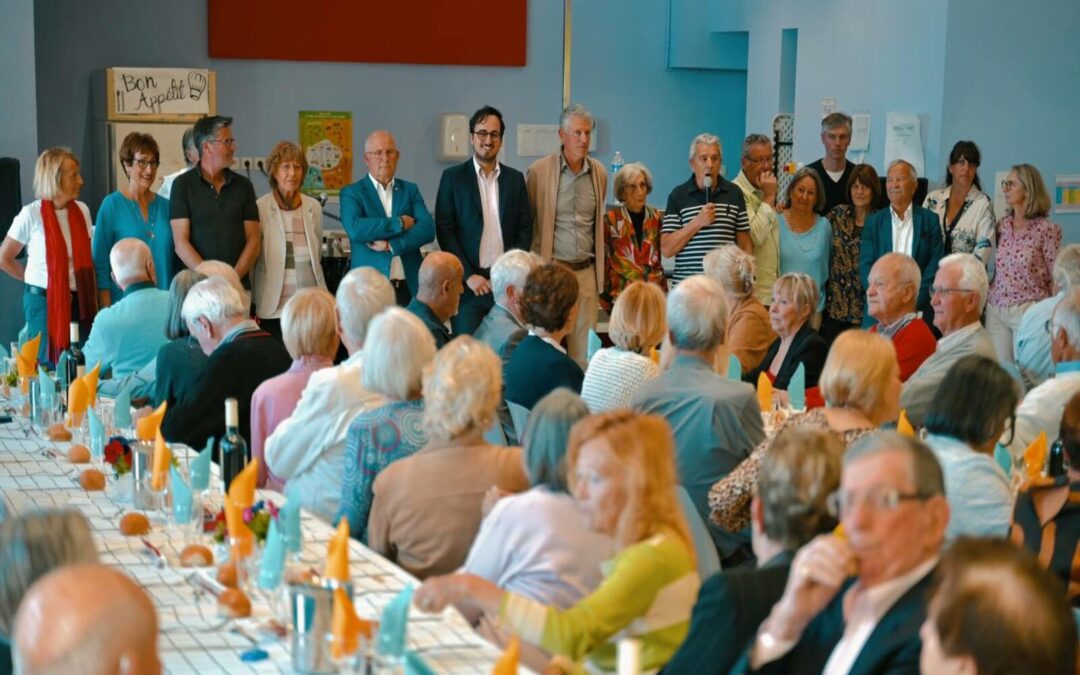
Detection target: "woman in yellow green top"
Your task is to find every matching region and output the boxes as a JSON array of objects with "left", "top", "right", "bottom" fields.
[{"left": 414, "top": 411, "right": 700, "bottom": 673}]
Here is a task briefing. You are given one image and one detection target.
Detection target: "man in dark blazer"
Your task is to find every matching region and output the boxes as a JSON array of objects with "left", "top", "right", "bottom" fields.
[
  {"left": 859, "top": 160, "right": 944, "bottom": 328},
  {"left": 748, "top": 432, "right": 949, "bottom": 675},
  {"left": 435, "top": 106, "right": 532, "bottom": 335},
  {"left": 404, "top": 252, "right": 463, "bottom": 350},
  {"left": 341, "top": 130, "right": 435, "bottom": 306}
]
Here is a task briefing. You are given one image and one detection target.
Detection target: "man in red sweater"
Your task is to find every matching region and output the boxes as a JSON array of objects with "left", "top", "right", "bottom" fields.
[{"left": 866, "top": 253, "right": 937, "bottom": 381}]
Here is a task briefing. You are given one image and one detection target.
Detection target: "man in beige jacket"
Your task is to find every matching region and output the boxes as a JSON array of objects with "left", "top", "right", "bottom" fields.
[{"left": 526, "top": 103, "right": 608, "bottom": 368}]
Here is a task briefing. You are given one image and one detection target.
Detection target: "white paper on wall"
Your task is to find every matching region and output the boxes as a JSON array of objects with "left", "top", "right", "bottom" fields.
[
  {"left": 884, "top": 112, "right": 924, "bottom": 178},
  {"left": 850, "top": 113, "right": 871, "bottom": 152}
]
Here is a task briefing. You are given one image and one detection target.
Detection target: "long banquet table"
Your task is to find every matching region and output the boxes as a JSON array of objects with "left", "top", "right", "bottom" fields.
[{"left": 0, "top": 410, "right": 510, "bottom": 674}]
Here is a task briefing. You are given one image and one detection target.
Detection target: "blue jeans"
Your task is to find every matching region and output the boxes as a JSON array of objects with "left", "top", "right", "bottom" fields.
[{"left": 22, "top": 286, "right": 48, "bottom": 365}]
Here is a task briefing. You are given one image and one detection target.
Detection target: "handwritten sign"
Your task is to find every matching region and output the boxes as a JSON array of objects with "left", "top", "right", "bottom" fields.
[{"left": 106, "top": 68, "right": 216, "bottom": 121}]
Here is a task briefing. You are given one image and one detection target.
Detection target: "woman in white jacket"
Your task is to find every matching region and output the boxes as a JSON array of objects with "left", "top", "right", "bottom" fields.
[
  {"left": 252, "top": 141, "right": 326, "bottom": 338},
  {"left": 923, "top": 140, "right": 996, "bottom": 272}
]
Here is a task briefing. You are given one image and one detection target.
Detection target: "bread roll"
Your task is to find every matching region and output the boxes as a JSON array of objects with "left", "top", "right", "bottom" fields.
[
  {"left": 217, "top": 562, "right": 239, "bottom": 588},
  {"left": 46, "top": 423, "right": 72, "bottom": 442},
  {"left": 217, "top": 588, "right": 251, "bottom": 618},
  {"left": 67, "top": 444, "right": 91, "bottom": 463},
  {"left": 179, "top": 544, "right": 214, "bottom": 568},
  {"left": 78, "top": 468, "right": 106, "bottom": 491},
  {"left": 119, "top": 512, "right": 151, "bottom": 536}
]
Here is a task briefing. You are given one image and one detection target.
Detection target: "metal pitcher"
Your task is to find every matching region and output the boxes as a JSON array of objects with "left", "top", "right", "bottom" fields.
[
  {"left": 130, "top": 442, "right": 155, "bottom": 510},
  {"left": 289, "top": 578, "right": 355, "bottom": 674}
]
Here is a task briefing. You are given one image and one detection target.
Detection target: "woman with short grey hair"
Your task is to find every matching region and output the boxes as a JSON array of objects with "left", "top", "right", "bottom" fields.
[
  {"left": 601, "top": 162, "right": 666, "bottom": 312},
  {"left": 705, "top": 245, "right": 775, "bottom": 372},
  {"left": 154, "top": 269, "right": 209, "bottom": 407}
]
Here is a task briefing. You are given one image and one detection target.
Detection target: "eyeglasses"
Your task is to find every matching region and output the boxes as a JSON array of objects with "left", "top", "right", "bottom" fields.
[
  {"left": 826, "top": 487, "right": 928, "bottom": 517},
  {"left": 131, "top": 159, "right": 160, "bottom": 169},
  {"left": 208, "top": 138, "right": 237, "bottom": 148},
  {"left": 472, "top": 130, "right": 502, "bottom": 141},
  {"left": 1001, "top": 179, "right": 1018, "bottom": 190},
  {"left": 929, "top": 286, "right": 974, "bottom": 297},
  {"left": 365, "top": 149, "right": 399, "bottom": 159},
  {"left": 745, "top": 155, "right": 773, "bottom": 165}
]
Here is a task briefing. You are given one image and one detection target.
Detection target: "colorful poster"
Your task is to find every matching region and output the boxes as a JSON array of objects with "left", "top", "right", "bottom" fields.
[
  {"left": 1055, "top": 175, "right": 1080, "bottom": 215},
  {"left": 299, "top": 111, "right": 352, "bottom": 197}
]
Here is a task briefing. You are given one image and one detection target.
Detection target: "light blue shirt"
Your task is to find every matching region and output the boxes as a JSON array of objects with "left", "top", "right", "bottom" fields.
[
  {"left": 1015, "top": 291, "right": 1062, "bottom": 391},
  {"left": 924, "top": 433, "right": 1013, "bottom": 541},
  {"left": 83, "top": 282, "right": 170, "bottom": 383},
  {"left": 778, "top": 214, "right": 832, "bottom": 312},
  {"left": 93, "top": 191, "right": 176, "bottom": 299}
]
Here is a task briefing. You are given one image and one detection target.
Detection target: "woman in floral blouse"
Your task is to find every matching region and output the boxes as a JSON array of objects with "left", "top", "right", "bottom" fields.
[
  {"left": 987, "top": 164, "right": 1061, "bottom": 365},
  {"left": 923, "top": 140, "right": 996, "bottom": 269},
  {"left": 822, "top": 164, "right": 881, "bottom": 344},
  {"left": 600, "top": 163, "right": 667, "bottom": 312}
]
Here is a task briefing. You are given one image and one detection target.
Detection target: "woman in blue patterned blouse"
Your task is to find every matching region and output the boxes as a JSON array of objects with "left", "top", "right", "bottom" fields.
[{"left": 336, "top": 307, "right": 436, "bottom": 541}]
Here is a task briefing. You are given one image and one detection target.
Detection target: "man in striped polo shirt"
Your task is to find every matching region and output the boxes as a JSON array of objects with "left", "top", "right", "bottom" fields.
[{"left": 661, "top": 134, "right": 752, "bottom": 285}]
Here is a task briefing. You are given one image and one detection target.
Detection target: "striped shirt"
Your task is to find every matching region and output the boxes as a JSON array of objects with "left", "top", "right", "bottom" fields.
[{"left": 662, "top": 175, "right": 749, "bottom": 283}]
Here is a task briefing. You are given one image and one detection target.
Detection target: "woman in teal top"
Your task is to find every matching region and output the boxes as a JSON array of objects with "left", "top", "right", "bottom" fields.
[
  {"left": 93, "top": 132, "right": 175, "bottom": 304},
  {"left": 778, "top": 167, "right": 832, "bottom": 317},
  {"left": 414, "top": 411, "right": 699, "bottom": 674}
]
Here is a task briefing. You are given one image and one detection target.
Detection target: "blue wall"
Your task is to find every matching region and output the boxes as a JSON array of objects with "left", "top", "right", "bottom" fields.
[{"left": 942, "top": 0, "right": 1080, "bottom": 241}]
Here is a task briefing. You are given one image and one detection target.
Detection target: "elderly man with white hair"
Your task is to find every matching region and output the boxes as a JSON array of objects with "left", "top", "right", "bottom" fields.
[
  {"left": 631, "top": 274, "right": 765, "bottom": 565},
  {"left": 866, "top": 252, "right": 937, "bottom": 381},
  {"left": 406, "top": 251, "right": 464, "bottom": 349},
  {"left": 1016, "top": 243, "right": 1080, "bottom": 390},
  {"left": 1007, "top": 289, "right": 1080, "bottom": 458},
  {"left": 474, "top": 249, "right": 542, "bottom": 365},
  {"left": 265, "top": 267, "right": 395, "bottom": 521},
  {"left": 82, "top": 238, "right": 169, "bottom": 391},
  {"left": 860, "top": 159, "right": 944, "bottom": 327},
  {"left": 160, "top": 275, "right": 290, "bottom": 451},
  {"left": 900, "top": 253, "right": 997, "bottom": 427}
]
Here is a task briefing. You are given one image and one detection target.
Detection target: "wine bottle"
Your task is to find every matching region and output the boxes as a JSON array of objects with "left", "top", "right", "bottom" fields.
[
  {"left": 61, "top": 322, "right": 85, "bottom": 394},
  {"left": 1048, "top": 439, "right": 1069, "bottom": 478},
  {"left": 219, "top": 397, "right": 248, "bottom": 491}
]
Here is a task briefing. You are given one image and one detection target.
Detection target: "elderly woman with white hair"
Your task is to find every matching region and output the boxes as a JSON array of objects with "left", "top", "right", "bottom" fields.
[
  {"left": 581, "top": 281, "right": 665, "bottom": 412},
  {"left": 160, "top": 275, "right": 291, "bottom": 451},
  {"left": 337, "top": 307, "right": 436, "bottom": 541},
  {"left": 368, "top": 336, "right": 530, "bottom": 579},
  {"left": 601, "top": 162, "right": 666, "bottom": 312},
  {"left": 153, "top": 270, "right": 208, "bottom": 407},
  {"left": 0, "top": 148, "right": 98, "bottom": 365},
  {"left": 249, "top": 288, "right": 338, "bottom": 490},
  {"left": 705, "top": 245, "right": 775, "bottom": 373}
]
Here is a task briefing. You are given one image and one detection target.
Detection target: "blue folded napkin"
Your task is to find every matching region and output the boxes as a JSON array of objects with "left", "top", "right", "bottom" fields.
[
  {"left": 88, "top": 409, "right": 105, "bottom": 462},
  {"left": 404, "top": 650, "right": 437, "bottom": 674},
  {"left": 258, "top": 517, "right": 285, "bottom": 590},
  {"left": 281, "top": 484, "right": 303, "bottom": 554},
  {"left": 37, "top": 367, "right": 56, "bottom": 408},
  {"left": 377, "top": 584, "right": 413, "bottom": 658},
  {"left": 113, "top": 387, "right": 132, "bottom": 429},
  {"left": 789, "top": 363, "right": 806, "bottom": 410},
  {"left": 55, "top": 353, "right": 71, "bottom": 389},
  {"left": 727, "top": 354, "right": 742, "bottom": 381},
  {"left": 587, "top": 329, "right": 602, "bottom": 363},
  {"left": 189, "top": 439, "right": 213, "bottom": 492},
  {"left": 170, "top": 465, "right": 193, "bottom": 524}
]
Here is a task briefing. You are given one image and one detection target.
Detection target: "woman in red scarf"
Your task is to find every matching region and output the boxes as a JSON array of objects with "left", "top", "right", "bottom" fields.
[{"left": 0, "top": 147, "right": 98, "bottom": 365}]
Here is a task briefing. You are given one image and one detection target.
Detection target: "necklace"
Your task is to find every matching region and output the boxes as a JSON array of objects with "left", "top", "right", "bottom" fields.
[{"left": 787, "top": 217, "right": 820, "bottom": 253}]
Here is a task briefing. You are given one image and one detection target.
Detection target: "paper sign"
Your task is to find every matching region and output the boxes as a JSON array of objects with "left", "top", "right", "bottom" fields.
[
  {"left": 850, "top": 113, "right": 871, "bottom": 152},
  {"left": 1055, "top": 175, "right": 1080, "bottom": 214},
  {"left": 884, "top": 112, "right": 924, "bottom": 178},
  {"left": 109, "top": 67, "right": 213, "bottom": 117}
]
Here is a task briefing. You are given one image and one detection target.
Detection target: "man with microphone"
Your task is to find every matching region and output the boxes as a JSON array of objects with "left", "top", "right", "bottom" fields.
[{"left": 661, "top": 133, "right": 752, "bottom": 286}]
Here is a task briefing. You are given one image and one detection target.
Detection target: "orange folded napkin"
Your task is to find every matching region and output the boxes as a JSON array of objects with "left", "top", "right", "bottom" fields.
[
  {"left": 332, "top": 586, "right": 374, "bottom": 660},
  {"left": 151, "top": 430, "right": 171, "bottom": 491},
  {"left": 896, "top": 410, "right": 915, "bottom": 437},
  {"left": 1024, "top": 431, "right": 1049, "bottom": 480},
  {"left": 135, "top": 401, "right": 167, "bottom": 441},
  {"left": 324, "top": 518, "right": 350, "bottom": 583},
  {"left": 83, "top": 362, "right": 100, "bottom": 406},
  {"left": 68, "top": 378, "right": 90, "bottom": 417},
  {"left": 228, "top": 458, "right": 258, "bottom": 510},
  {"left": 225, "top": 494, "right": 253, "bottom": 558},
  {"left": 16, "top": 334, "right": 40, "bottom": 377},
  {"left": 756, "top": 373, "right": 773, "bottom": 413},
  {"left": 649, "top": 346, "right": 660, "bottom": 365},
  {"left": 493, "top": 636, "right": 520, "bottom": 674}
]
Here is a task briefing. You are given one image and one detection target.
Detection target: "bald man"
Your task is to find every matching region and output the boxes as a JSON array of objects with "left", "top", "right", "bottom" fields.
[
  {"left": 340, "top": 130, "right": 436, "bottom": 306},
  {"left": 83, "top": 238, "right": 170, "bottom": 387},
  {"left": 406, "top": 252, "right": 464, "bottom": 349},
  {"left": 13, "top": 563, "right": 160, "bottom": 675}
]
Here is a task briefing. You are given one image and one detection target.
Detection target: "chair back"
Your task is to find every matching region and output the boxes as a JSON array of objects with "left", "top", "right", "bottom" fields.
[
  {"left": 676, "top": 485, "right": 722, "bottom": 578},
  {"left": 507, "top": 400, "right": 531, "bottom": 442}
]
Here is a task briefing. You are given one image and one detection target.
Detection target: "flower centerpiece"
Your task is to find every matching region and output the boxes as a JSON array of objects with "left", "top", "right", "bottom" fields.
[
  {"left": 103, "top": 436, "right": 134, "bottom": 477},
  {"left": 207, "top": 499, "right": 278, "bottom": 544}
]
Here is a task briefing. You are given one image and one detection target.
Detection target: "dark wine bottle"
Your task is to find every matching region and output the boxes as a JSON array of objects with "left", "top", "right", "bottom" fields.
[
  {"left": 1048, "top": 440, "right": 1069, "bottom": 478},
  {"left": 63, "top": 322, "right": 85, "bottom": 388},
  {"left": 219, "top": 397, "right": 248, "bottom": 491}
]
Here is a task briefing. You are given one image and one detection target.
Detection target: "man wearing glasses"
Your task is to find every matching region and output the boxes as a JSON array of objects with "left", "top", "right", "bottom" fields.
[
  {"left": 750, "top": 432, "right": 949, "bottom": 674},
  {"left": 340, "top": 130, "right": 435, "bottom": 307},
  {"left": 170, "top": 115, "right": 260, "bottom": 287},
  {"left": 435, "top": 105, "right": 532, "bottom": 335},
  {"left": 900, "top": 253, "right": 997, "bottom": 427},
  {"left": 733, "top": 134, "right": 779, "bottom": 305}
]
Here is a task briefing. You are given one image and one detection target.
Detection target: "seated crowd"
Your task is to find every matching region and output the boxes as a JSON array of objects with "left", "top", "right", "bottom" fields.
[{"left": 2, "top": 102, "right": 1079, "bottom": 673}]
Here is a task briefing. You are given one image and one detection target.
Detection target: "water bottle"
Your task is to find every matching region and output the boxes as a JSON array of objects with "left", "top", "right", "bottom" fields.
[{"left": 610, "top": 151, "right": 625, "bottom": 203}]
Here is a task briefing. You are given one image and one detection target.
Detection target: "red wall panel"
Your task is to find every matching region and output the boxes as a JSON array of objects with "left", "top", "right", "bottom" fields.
[{"left": 208, "top": 0, "right": 527, "bottom": 67}]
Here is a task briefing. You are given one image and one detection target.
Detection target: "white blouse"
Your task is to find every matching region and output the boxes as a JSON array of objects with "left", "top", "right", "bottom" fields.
[{"left": 8, "top": 200, "right": 93, "bottom": 290}]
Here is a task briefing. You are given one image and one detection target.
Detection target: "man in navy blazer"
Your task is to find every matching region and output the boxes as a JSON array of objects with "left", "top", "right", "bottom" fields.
[
  {"left": 340, "top": 130, "right": 435, "bottom": 305},
  {"left": 748, "top": 432, "right": 948, "bottom": 675},
  {"left": 435, "top": 106, "right": 532, "bottom": 335},
  {"left": 859, "top": 160, "right": 944, "bottom": 328}
]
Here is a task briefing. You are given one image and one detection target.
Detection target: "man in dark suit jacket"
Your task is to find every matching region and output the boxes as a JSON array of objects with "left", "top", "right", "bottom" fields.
[
  {"left": 341, "top": 130, "right": 435, "bottom": 305},
  {"left": 404, "top": 252, "right": 463, "bottom": 350},
  {"left": 859, "top": 160, "right": 944, "bottom": 328},
  {"left": 436, "top": 106, "right": 532, "bottom": 336},
  {"left": 748, "top": 432, "right": 949, "bottom": 675},
  {"left": 160, "top": 276, "right": 291, "bottom": 454}
]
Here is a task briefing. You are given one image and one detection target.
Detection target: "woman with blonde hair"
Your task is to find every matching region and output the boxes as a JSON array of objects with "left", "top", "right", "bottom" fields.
[
  {"left": 249, "top": 287, "right": 338, "bottom": 490},
  {"left": 710, "top": 330, "right": 899, "bottom": 532},
  {"left": 704, "top": 245, "right": 775, "bottom": 373},
  {"left": 581, "top": 280, "right": 666, "bottom": 411},
  {"left": 367, "top": 336, "right": 529, "bottom": 579},
  {"left": 0, "top": 148, "right": 97, "bottom": 364},
  {"left": 414, "top": 411, "right": 699, "bottom": 673}
]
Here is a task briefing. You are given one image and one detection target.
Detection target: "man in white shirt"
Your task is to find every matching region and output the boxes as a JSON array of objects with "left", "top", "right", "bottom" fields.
[
  {"left": 750, "top": 432, "right": 949, "bottom": 674},
  {"left": 1007, "top": 290, "right": 1080, "bottom": 457},
  {"left": 264, "top": 267, "right": 395, "bottom": 522},
  {"left": 901, "top": 253, "right": 997, "bottom": 427},
  {"left": 435, "top": 105, "right": 533, "bottom": 336}
]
